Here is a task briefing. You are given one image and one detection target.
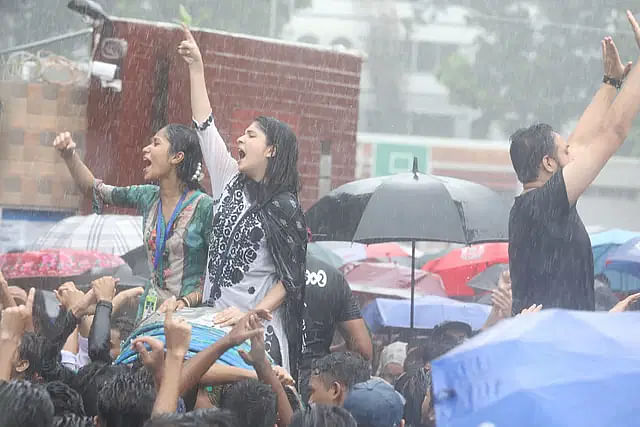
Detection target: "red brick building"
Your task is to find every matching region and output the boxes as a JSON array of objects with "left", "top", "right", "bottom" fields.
[{"left": 86, "top": 18, "right": 363, "bottom": 210}]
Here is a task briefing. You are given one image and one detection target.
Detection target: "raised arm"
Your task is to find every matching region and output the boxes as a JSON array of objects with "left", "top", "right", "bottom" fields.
[
  {"left": 564, "top": 11, "right": 640, "bottom": 205},
  {"left": 178, "top": 24, "right": 238, "bottom": 199},
  {"left": 53, "top": 132, "right": 95, "bottom": 197},
  {"left": 569, "top": 37, "right": 631, "bottom": 148}
]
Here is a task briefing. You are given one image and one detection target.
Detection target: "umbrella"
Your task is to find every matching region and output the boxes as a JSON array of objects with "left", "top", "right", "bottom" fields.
[
  {"left": 312, "top": 241, "right": 413, "bottom": 267},
  {"left": 605, "top": 237, "right": 640, "bottom": 278},
  {"left": 591, "top": 229, "right": 640, "bottom": 273},
  {"left": 0, "top": 249, "right": 124, "bottom": 279},
  {"left": 423, "top": 243, "right": 509, "bottom": 296},
  {"left": 306, "top": 158, "right": 508, "bottom": 328},
  {"left": 362, "top": 296, "right": 490, "bottom": 333},
  {"left": 341, "top": 261, "right": 446, "bottom": 299},
  {"left": 466, "top": 263, "right": 509, "bottom": 292},
  {"left": 33, "top": 214, "right": 143, "bottom": 256},
  {"left": 431, "top": 309, "right": 640, "bottom": 427}
]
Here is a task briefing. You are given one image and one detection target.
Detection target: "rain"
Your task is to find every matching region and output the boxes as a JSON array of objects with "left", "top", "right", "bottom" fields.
[{"left": 2, "top": 1, "right": 640, "bottom": 426}]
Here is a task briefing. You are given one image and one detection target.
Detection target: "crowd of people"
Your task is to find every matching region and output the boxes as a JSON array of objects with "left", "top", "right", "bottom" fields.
[{"left": 4, "top": 9, "right": 640, "bottom": 427}]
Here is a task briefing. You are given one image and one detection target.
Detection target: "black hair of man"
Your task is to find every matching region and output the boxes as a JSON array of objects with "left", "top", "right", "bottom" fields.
[
  {"left": 311, "top": 351, "right": 371, "bottom": 391},
  {"left": 219, "top": 379, "right": 277, "bottom": 427},
  {"left": 0, "top": 380, "right": 54, "bottom": 427},
  {"left": 289, "top": 404, "right": 357, "bottom": 427}
]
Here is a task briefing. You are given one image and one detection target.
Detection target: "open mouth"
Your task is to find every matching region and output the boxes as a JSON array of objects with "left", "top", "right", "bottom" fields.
[
  {"left": 142, "top": 157, "right": 152, "bottom": 173},
  {"left": 238, "top": 147, "right": 246, "bottom": 160}
]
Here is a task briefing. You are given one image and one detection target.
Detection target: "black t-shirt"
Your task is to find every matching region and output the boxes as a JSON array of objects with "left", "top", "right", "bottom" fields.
[
  {"left": 509, "top": 171, "right": 594, "bottom": 313},
  {"left": 298, "top": 255, "right": 362, "bottom": 400}
]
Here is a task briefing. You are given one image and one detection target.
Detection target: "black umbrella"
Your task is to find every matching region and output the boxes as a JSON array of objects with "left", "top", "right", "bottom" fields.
[
  {"left": 306, "top": 158, "right": 508, "bottom": 328},
  {"left": 467, "top": 263, "right": 509, "bottom": 292}
]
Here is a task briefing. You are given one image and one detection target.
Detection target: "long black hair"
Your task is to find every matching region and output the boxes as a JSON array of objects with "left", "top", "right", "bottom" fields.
[
  {"left": 163, "top": 124, "right": 204, "bottom": 191},
  {"left": 254, "top": 116, "right": 300, "bottom": 195}
]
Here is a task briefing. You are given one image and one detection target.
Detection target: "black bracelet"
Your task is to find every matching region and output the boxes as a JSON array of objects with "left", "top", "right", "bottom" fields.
[{"left": 603, "top": 75, "right": 623, "bottom": 89}]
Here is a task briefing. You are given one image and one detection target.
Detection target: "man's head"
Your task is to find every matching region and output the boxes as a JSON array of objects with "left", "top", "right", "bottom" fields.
[
  {"left": 344, "top": 377, "right": 406, "bottom": 427},
  {"left": 395, "top": 367, "right": 435, "bottom": 427},
  {"left": 144, "top": 408, "right": 238, "bottom": 427},
  {"left": 46, "top": 380, "right": 86, "bottom": 416},
  {"left": 110, "top": 316, "right": 134, "bottom": 360},
  {"left": 219, "top": 379, "right": 277, "bottom": 427},
  {"left": 308, "top": 351, "right": 371, "bottom": 407},
  {"left": 15, "top": 331, "right": 44, "bottom": 380},
  {"left": 0, "top": 380, "right": 54, "bottom": 427},
  {"left": 95, "top": 372, "right": 155, "bottom": 427},
  {"left": 290, "top": 404, "right": 357, "bottom": 427},
  {"left": 509, "top": 123, "right": 571, "bottom": 185}
]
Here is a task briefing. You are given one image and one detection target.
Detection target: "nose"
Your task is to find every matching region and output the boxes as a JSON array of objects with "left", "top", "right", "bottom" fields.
[
  {"left": 142, "top": 144, "right": 151, "bottom": 153},
  {"left": 237, "top": 134, "right": 246, "bottom": 145}
]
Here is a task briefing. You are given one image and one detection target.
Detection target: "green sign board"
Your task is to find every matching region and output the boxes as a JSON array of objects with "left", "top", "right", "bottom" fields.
[{"left": 374, "top": 144, "right": 429, "bottom": 176}]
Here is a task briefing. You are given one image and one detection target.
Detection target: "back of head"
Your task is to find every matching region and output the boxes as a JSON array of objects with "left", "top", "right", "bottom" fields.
[
  {"left": 312, "top": 351, "right": 371, "bottom": 391},
  {"left": 290, "top": 404, "right": 357, "bottom": 427},
  {"left": 18, "top": 331, "right": 44, "bottom": 380},
  {"left": 97, "top": 372, "right": 155, "bottom": 427},
  {"left": 509, "top": 123, "right": 556, "bottom": 184},
  {"left": 164, "top": 123, "right": 205, "bottom": 191},
  {"left": 72, "top": 362, "right": 117, "bottom": 416},
  {"left": 220, "top": 379, "right": 276, "bottom": 427},
  {"left": 144, "top": 408, "right": 238, "bottom": 427},
  {"left": 53, "top": 413, "right": 96, "bottom": 427},
  {"left": 344, "top": 378, "right": 405, "bottom": 427},
  {"left": 254, "top": 115, "right": 300, "bottom": 194},
  {"left": 395, "top": 368, "right": 431, "bottom": 427},
  {"left": 0, "top": 380, "right": 54, "bottom": 427},
  {"left": 46, "top": 380, "right": 86, "bottom": 416}
]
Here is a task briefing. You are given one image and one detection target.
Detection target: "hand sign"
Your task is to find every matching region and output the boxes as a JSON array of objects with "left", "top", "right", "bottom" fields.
[
  {"left": 53, "top": 132, "right": 77, "bottom": 159},
  {"left": 628, "top": 10, "right": 640, "bottom": 50},
  {"left": 178, "top": 24, "right": 203, "bottom": 66}
]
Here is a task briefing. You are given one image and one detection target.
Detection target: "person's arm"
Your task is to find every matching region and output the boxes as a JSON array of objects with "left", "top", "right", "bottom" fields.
[
  {"left": 53, "top": 132, "right": 95, "bottom": 197},
  {"left": 238, "top": 315, "right": 294, "bottom": 427},
  {"left": 180, "top": 309, "right": 270, "bottom": 395},
  {"left": 564, "top": 13, "right": 640, "bottom": 205},
  {"left": 88, "top": 277, "right": 116, "bottom": 363},
  {"left": 0, "top": 307, "right": 25, "bottom": 381},
  {"left": 214, "top": 282, "right": 286, "bottom": 327},
  {"left": 197, "top": 363, "right": 257, "bottom": 386},
  {"left": 152, "top": 298, "right": 192, "bottom": 415},
  {"left": 569, "top": 37, "right": 630, "bottom": 148},
  {"left": 337, "top": 319, "right": 373, "bottom": 361},
  {"left": 132, "top": 336, "right": 166, "bottom": 389},
  {"left": 179, "top": 24, "right": 238, "bottom": 200},
  {"left": 0, "top": 272, "right": 16, "bottom": 309}
]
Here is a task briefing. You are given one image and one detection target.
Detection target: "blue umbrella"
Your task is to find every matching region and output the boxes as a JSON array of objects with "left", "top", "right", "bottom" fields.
[
  {"left": 590, "top": 229, "right": 640, "bottom": 273},
  {"left": 605, "top": 237, "right": 640, "bottom": 278},
  {"left": 432, "top": 310, "right": 640, "bottom": 427},
  {"left": 362, "top": 296, "right": 490, "bottom": 333}
]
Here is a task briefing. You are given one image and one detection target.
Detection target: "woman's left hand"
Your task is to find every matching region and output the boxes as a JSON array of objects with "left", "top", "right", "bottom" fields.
[{"left": 214, "top": 306, "right": 246, "bottom": 327}]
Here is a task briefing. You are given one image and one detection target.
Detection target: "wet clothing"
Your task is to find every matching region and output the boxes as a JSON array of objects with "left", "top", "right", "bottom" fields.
[
  {"left": 509, "top": 171, "right": 594, "bottom": 313},
  {"left": 195, "top": 113, "right": 307, "bottom": 373},
  {"left": 93, "top": 181, "right": 215, "bottom": 317},
  {"left": 298, "top": 255, "right": 362, "bottom": 401}
]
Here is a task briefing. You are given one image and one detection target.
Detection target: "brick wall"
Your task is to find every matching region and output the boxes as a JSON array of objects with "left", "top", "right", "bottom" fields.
[
  {"left": 0, "top": 81, "right": 86, "bottom": 210},
  {"left": 85, "top": 19, "right": 362, "bottom": 211}
]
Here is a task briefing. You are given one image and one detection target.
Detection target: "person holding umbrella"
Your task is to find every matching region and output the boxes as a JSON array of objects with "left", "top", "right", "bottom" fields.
[
  {"left": 180, "top": 25, "right": 308, "bottom": 374},
  {"left": 53, "top": 125, "right": 214, "bottom": 319},
  {"left": 509, "top": 17, "right": 640, "bottom": 314}
]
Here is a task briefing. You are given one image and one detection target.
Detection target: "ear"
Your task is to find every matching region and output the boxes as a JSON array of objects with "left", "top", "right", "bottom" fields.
[
  {"left": 171, "top": 151, "right": 185, "bottom": 165},
  {"left": 265, "top": 145, "right": 276, "bottom": 158},
  {"left": 15, "top": 359, "right": 29, "bottom": 374},
  {"left": 331, "top": 381, "right": 346, "bottom": 403},
  {"left": 541, "top": 155, "right": 555, "bottom": 174}
]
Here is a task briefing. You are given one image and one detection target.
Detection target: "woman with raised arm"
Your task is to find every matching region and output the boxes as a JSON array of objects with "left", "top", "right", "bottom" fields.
[
  {"left": 53, "top": 124, "right": 214, "bottom": 319},
  {"left": 179, "top": 25, "right": 308, "bottom": 374}
]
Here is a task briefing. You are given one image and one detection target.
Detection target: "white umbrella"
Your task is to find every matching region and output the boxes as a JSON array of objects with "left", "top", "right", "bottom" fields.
[{"left": 33, "top": 214, "right": 143, "bottom": 256}]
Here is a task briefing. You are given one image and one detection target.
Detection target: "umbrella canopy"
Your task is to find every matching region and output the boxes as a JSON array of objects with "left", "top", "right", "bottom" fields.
[
  {"left": 306, "top": 172, "right": 508, "bottom": 245},
  {"left": 308, "top": 242, "right": 412, "bottom": 269},
  {"left": 432, "top": 310, "right": 640, "bottom": 427},
  {"left": 466, "top": 263, "right": 509, "bottom": 292},
  {"left": 605, "top": 237, "right": 640, "bottom": 278},
  {"left": 33, "top": 214, "right": 143, "bottom": 256},
  {"left": 0, "top": 249, "right": 124, "bottom": 279},
  {"left": 591, "top": 229, "right": 640, "bottom": 273},
  {"left": 362, "top": 296, "right": 490, "bottom": 333},
  {"left": 341, "top": 261, "right": 446, "bottom": 299},
  {"left": 423, "top": 243, "right": 509, "bottom": 296}
]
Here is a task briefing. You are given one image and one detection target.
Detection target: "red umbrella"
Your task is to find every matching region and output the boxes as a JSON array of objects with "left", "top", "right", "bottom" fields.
[
  {"left": 365, "top": 243, "right": 409, "bottom": 259},
  {"left": 341, "top": 261, "right": 446, "bottom": 299},
  {"left": 0, "top": 249, "right": 125, "bottom": 279},
  {"left": 422, "top": 243, "right": 509, "bottom": 297}
]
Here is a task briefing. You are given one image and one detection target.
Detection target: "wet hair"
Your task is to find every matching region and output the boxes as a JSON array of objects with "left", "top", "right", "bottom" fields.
[
  {"left": 219, "top": 379, "right": 277, "bottom": 427},
  {"left": 0, "top": 380, "right": 54, "bottom": 427},
  {"left": 97, "top": 372, "right": 155, "bottom": 427},
  {"left": 254, "top": 116, "right": 300, "bottom": 194},
  {"left": 53, "top": 414, "right": 96, "bottom": 427},
  {"left": 18, "top": 331, "right": 44, "bottom": 380},
  {"left": 46, "top": 380, "right": 86, "bottom": 416},
  {"left": 144, "top": 409, "right": 238, "bottom": 427},
  {"left": 163, "top": 124, "right": 205, "bottom": 190},
  {"left": 311, "top": 351, "right": 371, "bottom": 391},
  {"left": 395, "top": 367, "right": 432, "bottom": 427},
  {"left": 509, "top": 123, "right": 557, "bottom": 184},
  {"left": 72, "top": 362, "right": 131, "bottom": 417},
  {"left": 290, "top": 404, "right": 357, "bottom": 427},
  {"left": 111, "top": 315, "right": 135, "bottom": 342}
]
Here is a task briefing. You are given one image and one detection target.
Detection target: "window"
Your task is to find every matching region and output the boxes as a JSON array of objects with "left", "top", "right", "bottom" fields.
[{"left": 411, "top": 113, "right": 455, "bottom": 137}]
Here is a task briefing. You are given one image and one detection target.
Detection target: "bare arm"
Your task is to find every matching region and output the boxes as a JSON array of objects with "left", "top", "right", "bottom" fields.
[
  {"left": 197, "top": 363, "right": 257, "bottom": 385},
  {"left": 0, "top": 307, "right": 25, "bottom": 381},
  {"left": 0, "top": 272, "right": 16, "bottom": 309},
  {"left": 255, "top": 281, "right": 287, "bottom": 312},
  {"left": 337, "top": 319, "right": 373, "bottom": 361},
  {"left": 564, "top": 13, "right": 640, "bottom": 205},
  {"left": 569, "top": 37, "right": 630, "bottom": 148},
  {"left": 53, "top": 132, "right": 95, "bottom": 197}
]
